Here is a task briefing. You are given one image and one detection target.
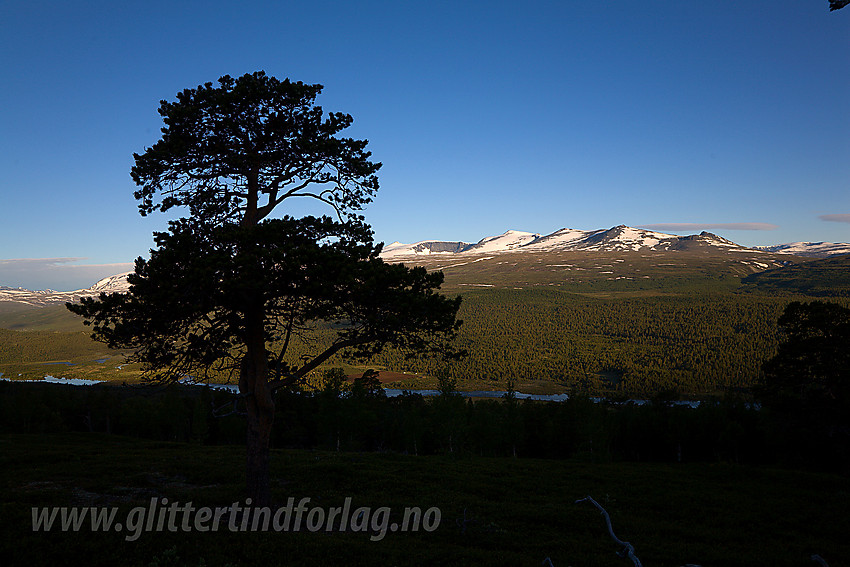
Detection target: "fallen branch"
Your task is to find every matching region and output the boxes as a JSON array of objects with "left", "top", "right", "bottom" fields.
[{"left": 576, "top": 496, "right": 642, "bottom": 567}]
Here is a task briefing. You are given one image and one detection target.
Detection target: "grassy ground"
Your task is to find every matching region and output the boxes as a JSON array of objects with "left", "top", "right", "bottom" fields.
[{"left": 1, "top": 432, "right": 847, "bottom": 566}]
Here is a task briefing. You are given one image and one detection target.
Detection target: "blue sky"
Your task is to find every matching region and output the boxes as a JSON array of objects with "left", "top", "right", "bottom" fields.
[{"left": 1, "top": 1, "right": 848, "bottom": 290}]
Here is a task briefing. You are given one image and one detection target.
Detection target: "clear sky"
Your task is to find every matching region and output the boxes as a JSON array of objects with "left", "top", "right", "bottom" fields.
[{"left": 1, "top": 1, "right": 848, "bottom": 290}]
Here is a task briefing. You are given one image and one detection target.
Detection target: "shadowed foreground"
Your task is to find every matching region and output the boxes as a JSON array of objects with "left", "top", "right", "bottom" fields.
[{"left": 1, "top": 432, "right": 847, "bottom": 566}]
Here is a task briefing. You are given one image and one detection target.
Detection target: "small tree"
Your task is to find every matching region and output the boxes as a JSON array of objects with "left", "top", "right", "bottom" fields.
[
  {"left": 352, "top": 369, "right": 386, "bottom": 399},
  {"left": 758, "top": 301, "right": 850, "bottom": 437},
  {"left": 433, "top": 369, "right": 465, "bottom": 453},
  {"left": 68, "top": 72, "right": 462, "bottom": 504}
]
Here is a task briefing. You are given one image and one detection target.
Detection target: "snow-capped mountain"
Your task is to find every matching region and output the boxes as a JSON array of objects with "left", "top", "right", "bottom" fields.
[
  {"left": 755, "top": 242, "right": 850, "bottom": 258},
  {"left": 0, "top": 272, "right": 131, "bottom": 308},
  {"left": 380, "top": 225, "right": 761, "bottom": 258}
]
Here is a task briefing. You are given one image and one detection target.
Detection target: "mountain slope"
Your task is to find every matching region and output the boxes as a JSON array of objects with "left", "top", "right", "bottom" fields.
[{"left": 0, "top": 304, "right": 92, "bottom": 332}]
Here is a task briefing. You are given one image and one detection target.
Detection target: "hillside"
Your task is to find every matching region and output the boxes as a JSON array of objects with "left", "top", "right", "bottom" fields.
[
  {"left": 0, "top": 304, "right": 91, "bottom": 332},
  {"left": 389, "top": 248, "right": 803, "bottom": 293},
  {"left": 741, "top": 254, "right": 850, "bottom": 296}
]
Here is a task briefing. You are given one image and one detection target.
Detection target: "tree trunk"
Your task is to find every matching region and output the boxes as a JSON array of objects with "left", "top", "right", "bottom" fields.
[
  {"left": 240, "top": 306, "right": 275, "bottom": 507},
  {"left": 245, "top": 385, "right": 274, "bottom": 506}
]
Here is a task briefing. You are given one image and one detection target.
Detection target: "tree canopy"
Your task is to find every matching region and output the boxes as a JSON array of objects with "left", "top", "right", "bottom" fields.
[{"left": 131, "top": 72, "right": 380, "bottom": 226}]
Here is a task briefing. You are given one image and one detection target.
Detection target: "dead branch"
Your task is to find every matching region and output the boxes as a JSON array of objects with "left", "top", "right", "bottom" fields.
[{"left": 576, "top": 496, "right": 642, "bottom": 567}]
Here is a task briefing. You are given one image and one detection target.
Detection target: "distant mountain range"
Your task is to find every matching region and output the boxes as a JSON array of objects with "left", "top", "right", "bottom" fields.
[
  {"left": 381, "top": 225, "right": 850, "bottom": 258},
  {"left": 1, "top": 225, "right": 848, "bottom": 308},
  {"left": 0, "top": 272, "right": 131, "bottom": 308}
]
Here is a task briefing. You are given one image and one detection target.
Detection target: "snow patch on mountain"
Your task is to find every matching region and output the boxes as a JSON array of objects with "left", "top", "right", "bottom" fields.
[
  {"left": 88, "top": 273, "right": 132, "bottom": 293},
  {"left": 464, "top": 230, "right": 541, "bottom": 253},
  {"left": 523, "top": 228, "right": 598, "bottom": 250}
]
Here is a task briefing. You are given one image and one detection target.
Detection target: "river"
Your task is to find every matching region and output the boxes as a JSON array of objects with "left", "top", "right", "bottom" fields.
[{"left": 1, "top": 375, "right": 706, "bottom": 407}]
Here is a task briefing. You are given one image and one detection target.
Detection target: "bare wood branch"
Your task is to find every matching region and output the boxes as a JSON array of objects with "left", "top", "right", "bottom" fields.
[{"left": 576, "top": 496, "right": 643, "bottom": 567}]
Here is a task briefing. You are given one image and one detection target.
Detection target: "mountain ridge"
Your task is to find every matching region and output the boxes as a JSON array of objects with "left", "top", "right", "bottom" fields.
[{"left": 381, "top": 225, "right": 848, "bottom": 259}]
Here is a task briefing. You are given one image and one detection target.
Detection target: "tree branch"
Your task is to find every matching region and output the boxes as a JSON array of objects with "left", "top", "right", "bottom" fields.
[{"left": 268, "top": 336, "right": 365, "bottom": 391}]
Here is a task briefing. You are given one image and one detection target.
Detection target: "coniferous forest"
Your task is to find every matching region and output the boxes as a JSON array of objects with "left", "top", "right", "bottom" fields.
[{"left": 3, "top": 284, "right": 850, "bottom": 398}]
